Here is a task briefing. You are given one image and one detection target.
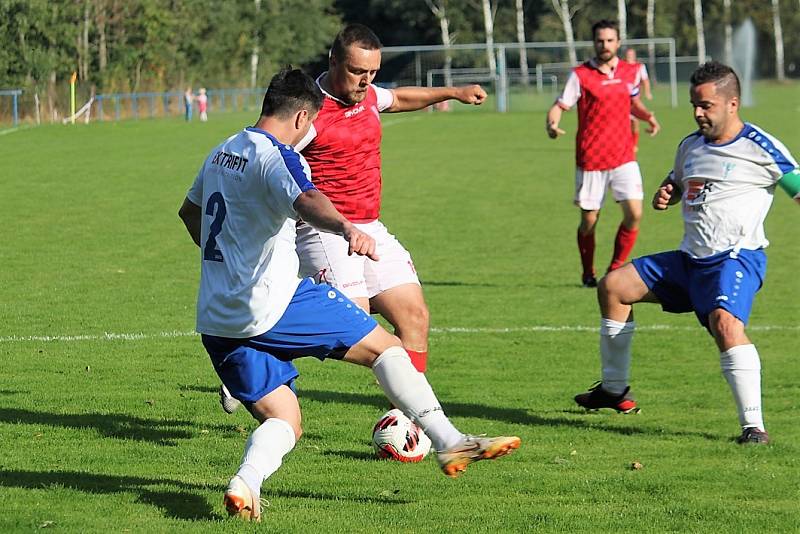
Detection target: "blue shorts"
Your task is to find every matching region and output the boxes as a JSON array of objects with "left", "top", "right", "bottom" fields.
[
  {"left": 632, "top": 248, "right": 766, "bottom": 328},
  {"left": 202, "top": 278, "right": 379, "bottom": 403}
]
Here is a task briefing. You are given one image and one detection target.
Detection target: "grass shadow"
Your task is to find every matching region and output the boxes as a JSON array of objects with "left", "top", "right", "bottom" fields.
[
  {"left": 421, "top": 280, "right": 503, "bottom": 288},
  {"left": 0, "top": 407, "right": 238, "bottom": 445},
  {"left": 0, "top": 469, "right": 218, "bottom": 521},
  {"left": 180, "top": 385, "right": 217, "bottom": 394},
  {"left": 321, "top": 449, "right": 378, "bottom": 462},
  {"left": 299, "top": 389, "right": 719, "bottom": 441},
  {"left": 270, "top": 488, "right": 411, "bottom": 505}
]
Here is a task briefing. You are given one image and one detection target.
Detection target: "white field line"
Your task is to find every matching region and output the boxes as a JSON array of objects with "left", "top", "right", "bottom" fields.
[{"left": 1, "top": 324, "right": 798, "bottom": 344}]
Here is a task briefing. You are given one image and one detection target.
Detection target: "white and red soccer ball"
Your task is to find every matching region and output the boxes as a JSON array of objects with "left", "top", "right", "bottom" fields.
[{"left": 372, "top": 409, "right": 432, "bottom": 462}]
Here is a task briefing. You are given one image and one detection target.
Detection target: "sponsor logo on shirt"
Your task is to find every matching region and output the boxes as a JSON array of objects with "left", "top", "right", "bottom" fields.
[
  {"left": 601, "top": 78, "right": 622, "bottom": 86},
  {"left": 686, "top": 179, "right": 713, "bottom": 202},
  {"left": 211, "top": 150, "right": 248, "bottom": 173},
  {"left": 685, "top": 179, "right": 714, "bottom": 212},
  {"left": 344, "top": 104, "right": 366, "bottom": 118}
]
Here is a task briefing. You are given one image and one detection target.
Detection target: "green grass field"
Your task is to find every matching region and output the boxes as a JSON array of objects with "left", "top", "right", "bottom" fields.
[{"left": 1, "top": 82, "right": 798, "bottom": 532}]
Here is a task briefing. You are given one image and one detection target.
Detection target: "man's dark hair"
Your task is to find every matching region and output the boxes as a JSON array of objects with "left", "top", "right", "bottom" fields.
[
  {"left": 330, "top": 23, "right": 382, "bottom": 63},
  {"left": 690, "top": 61, "right": 741, "bottom": 98},
  {"left": 592, "top": 19, "right": 619, "bottom": 39},
  {"left": 260, "top": 67, "right": 323, "bottom": 119}
]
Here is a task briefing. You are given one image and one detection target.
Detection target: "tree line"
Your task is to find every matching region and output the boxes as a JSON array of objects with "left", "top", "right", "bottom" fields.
[{"left": 1, "top": 0, "right": 797, "bottom": 123}]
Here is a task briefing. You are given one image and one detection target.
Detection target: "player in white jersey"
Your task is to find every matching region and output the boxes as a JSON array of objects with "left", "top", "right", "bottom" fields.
[
  {"left": 178, "top": 68, "right": 520, "bottom": 521},
  {"left": 573, "top": 62, "right": 799, "bottom": 445}
]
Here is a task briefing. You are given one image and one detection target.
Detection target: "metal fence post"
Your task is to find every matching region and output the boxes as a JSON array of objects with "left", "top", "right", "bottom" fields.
[
  {"left": 12, "top": 91, "right": 19, "bottom": 126},
  {"left": 496, "top": 46, "right": 508, "bottom": 113}
]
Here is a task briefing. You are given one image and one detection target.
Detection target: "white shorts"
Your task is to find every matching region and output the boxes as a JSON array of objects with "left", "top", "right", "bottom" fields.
[
  {"left": 295, "top": 219, "right": 420, "bottom": 300},
  {"left": 574, "top": 161, "right": 643, "bottom": 211}
]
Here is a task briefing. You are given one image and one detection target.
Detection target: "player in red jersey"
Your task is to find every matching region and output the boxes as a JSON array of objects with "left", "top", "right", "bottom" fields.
[
  {"left": 624, "top": 48, "right": 653, "bottom": 153},
  {"left": 546, "top": 20, "right": 660, "bottom": 287},
  {"left": 294, "top": 24, "right": 486, "bottom": 375}
]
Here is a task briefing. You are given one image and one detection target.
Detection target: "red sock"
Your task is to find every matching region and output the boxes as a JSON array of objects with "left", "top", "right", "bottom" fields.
[
  {"left": 406, "top": 350, "right": 427, "bottom": 373},
  {"left": 609, "top": 224, "right": 639, "bottom": 271},
  {"left": 577, "top": 229, "right": 596, "bottom": 279}
]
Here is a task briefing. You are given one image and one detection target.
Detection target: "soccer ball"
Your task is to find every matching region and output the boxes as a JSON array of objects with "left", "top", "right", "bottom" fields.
[{"left": 371, "top": 409, "right": 432, "bottom": 462}]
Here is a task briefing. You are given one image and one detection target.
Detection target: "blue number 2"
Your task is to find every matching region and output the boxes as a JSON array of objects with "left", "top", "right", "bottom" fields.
[{"left": 203, "top": 192, "right": 226, "bottom": 262}]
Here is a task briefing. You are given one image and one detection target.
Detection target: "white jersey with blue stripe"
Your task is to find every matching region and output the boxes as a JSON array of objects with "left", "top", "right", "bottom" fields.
[
  {"left": 187, "top": 127, "right": 316, "bottom": 338},
  {"left": 670, "top": 123, "right": 798, "bottom": 258}
]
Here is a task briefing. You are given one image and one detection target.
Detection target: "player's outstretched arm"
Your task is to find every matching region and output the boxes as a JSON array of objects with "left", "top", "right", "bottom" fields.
[
  {"left": 387, "top": 85, "right": 486, "bottom": 112},
  {"left": 178, "top": 197, "right": 202, "bottom": 247},
  {"left": 294, "top": 189, "right": 378, "bottom": 260},
  {"left": 545, "top": 103, "right": 566, "bottom": 139},
  {"left": 652, "top": 178, "right": 682, "bottom": 210}
]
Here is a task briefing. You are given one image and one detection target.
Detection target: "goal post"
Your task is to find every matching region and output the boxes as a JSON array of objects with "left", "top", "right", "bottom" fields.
[
  {"left": 381, "top": 38, "right": 679, "bottom": 113},
  {"left": 62, "top": 97, "right": 95, "bottom": 125}
]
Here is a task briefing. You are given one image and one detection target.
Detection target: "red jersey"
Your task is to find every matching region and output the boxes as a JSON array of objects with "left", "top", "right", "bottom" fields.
[
  {"left": 558, "top": 59, "right": 640, "bottom": 171},
  {"left": 300, "top": 83, "right": 394, "bottom": 223}
]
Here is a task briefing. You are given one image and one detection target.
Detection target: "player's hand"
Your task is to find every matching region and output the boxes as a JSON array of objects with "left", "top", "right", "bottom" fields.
[
  {"left": 646, "top": 115, "right": 660, "bottom": 137},
  {"left": 546, "top": 122, "right": 566, "bottom": 139},
  {"left": 653, "top": 182, "right": 675, "bottom": 210},
  {"left": 343, "top": 224, "right": 378, "bottom": 260},
  {"left": 646, "top": 92, "right": 653, "bottom": 101},
  {"left": 456, "top": 85, "right": 487, "bottom": 105}
]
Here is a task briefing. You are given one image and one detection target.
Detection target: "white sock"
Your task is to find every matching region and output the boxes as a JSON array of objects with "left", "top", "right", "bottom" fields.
[
  {"left": 600, "top": 318, "right": 635, "bottom": 396},
  {"left": 236, "top": 417, "right": 296, "bottom": 497},
  {"left": 372, "top": 346, "right": 463, "bottom": 450},
  {"left": 720, "top": 344, "right": 764, "bottom": 430}
]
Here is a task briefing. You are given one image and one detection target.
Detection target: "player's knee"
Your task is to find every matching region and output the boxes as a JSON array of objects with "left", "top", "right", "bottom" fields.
[
  {"left": 579, "top": 217, "right": 598, "bottom": 235},
  {"left": 408, "top": 303, "right": 430, "bottom": 331},
  {"left": 624, "top": 212, "right": 642, "bottom": 227},
  {"left": 708, "top": 311, "right": 743, "bottom": 346},
  {"left": 392, "top": 302, "right": 429, "bottom": 335},
  {"left": 598, "top": 271, "right": 622, "bottom": 301}
]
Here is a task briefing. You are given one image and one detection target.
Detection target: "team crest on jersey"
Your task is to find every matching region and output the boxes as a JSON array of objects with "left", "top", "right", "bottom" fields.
[{"left": 722, "top": 162, "right": 736, "bottom": 179}]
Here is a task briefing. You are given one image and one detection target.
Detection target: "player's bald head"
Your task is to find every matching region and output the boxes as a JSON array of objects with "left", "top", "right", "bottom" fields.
[
  {"left": 330, "top": 23, "right": 382, "bottom": 63},
  {"left": 690, "top": 61, "right": 741, "bottom": 100}
]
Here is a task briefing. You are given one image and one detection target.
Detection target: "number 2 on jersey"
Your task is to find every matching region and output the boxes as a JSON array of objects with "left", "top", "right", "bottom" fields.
[{"left": 203, "top": 192, "right": 226, "bottom": 262}]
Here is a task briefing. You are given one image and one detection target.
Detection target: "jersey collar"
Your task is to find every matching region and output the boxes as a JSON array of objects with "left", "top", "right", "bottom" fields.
[
  {"left": 245, "top": 126, "right": 282, "bottom": 146},
  {"left": 703, "top": 122, "right": 751, "bottom": 147},
  {"left": 589, "top": 56, "right": 620, "bottom": 77},
  {"left": 316, "top": 72, "right": 349, "bottom": 106}
]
